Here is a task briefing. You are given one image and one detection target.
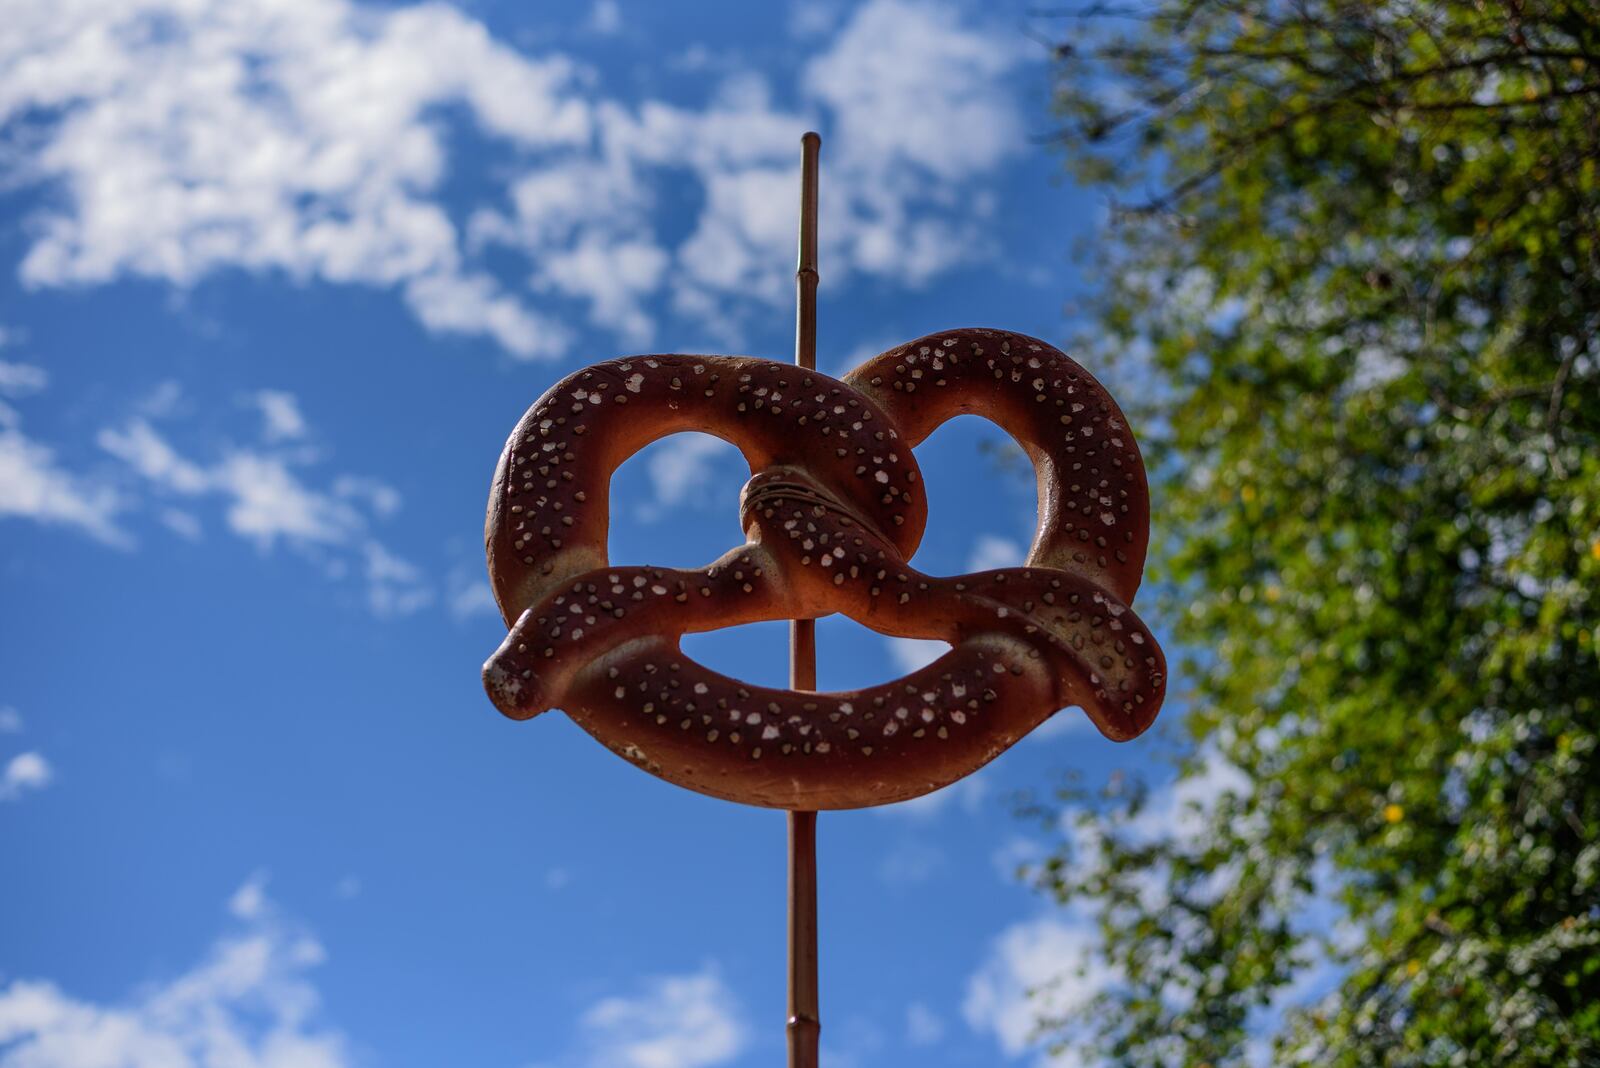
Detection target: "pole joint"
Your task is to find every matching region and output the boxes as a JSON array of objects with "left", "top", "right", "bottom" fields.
[{"left": 787, "top": 131, "right": 822, "bottom": 1068}]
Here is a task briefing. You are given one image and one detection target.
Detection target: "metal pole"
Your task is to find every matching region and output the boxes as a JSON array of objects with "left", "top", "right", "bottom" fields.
[{"left": 787, "top": 130, "right": 821, "bottom": 1068}]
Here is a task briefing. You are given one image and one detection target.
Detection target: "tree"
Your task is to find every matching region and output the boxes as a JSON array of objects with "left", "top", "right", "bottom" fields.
[{"left": 1026, "top": 1, "right": 1600, "bottom": 1064}]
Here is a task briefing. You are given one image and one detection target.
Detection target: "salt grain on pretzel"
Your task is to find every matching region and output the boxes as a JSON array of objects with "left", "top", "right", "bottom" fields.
[{"left": 482, "top": 328, "right": 1166, "bottom": 810}]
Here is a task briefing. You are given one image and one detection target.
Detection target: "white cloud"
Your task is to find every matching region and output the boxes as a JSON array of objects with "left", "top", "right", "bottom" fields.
[
  {"left": 254, "top": 390, "right": 307, "bottom": 442},
  {"left": 883, "top": 636, "right": 949, "bottom": 674},
  {"left": 404, "top": 270, "right": 568, "bottom": 359},
  {"left": 573, "top": 0, "right": 1028, "bottom": 324},
  {"left": 819, "top": 1016, "right": 886, "bottom": 1068},
  {"left": 0, "top": 358, "right": 50, "bottom": 434},
  {"left": 2, "top": 0, "right": 1027, "bottom": 357},
  {"left": 97, "top": 409, "right": 429, "bottom": 616},
  {"left": 804, "top": 0, "right": 1025, "bottom": 184},
  {"left": 361, "top": 539, "right": 432, "bottom": 618},
  {"left": 877, "top": 773, "right": 989, "bottom": 821},
  {"left": 539, "top": 236, "right": 668, "bottom": 345},
  {"left": 97, "top": 418, "right": 210, "bottom": 494},
  {"left": 333, "top": 475, "right": 401, "bottom": 518},
  {"left": 212, "top": 451, "right": 362, "bottom": 547},
  {"left": 589, "top": 0, "right": 623, "bottom": 35},
  {"left": 0, "top": 750, "right": 52, "bottom": 801},
  {"left": 905, "top": 1001, "right": 945, "bottom": 1046},
  {"left": 789, "top": 2, "right": 844, "bottom": 39},
  {"left": 0, "top": 426, "right": 127, "bottom": 546},
  {"left": 969, "top": 534, "right": 1025, "bottom": 572},
  {"left": 673, "top": 163, "right": 796, "bottom": 310},
  {"left": 800, "top": 0, "right": 1023, "bottom": 284},
  {"left": 644, "top": 433, "right": 738, "bottom": 513},
  {"left": 0, "top": 876, "right": 352, "bottom": 1067},
  {"left": 3, "top": 0, "right": 584, "bottom": 357},
  {"left": 137, "top": 381, "right": 186, "bottom": 419},
  {"left": 159, "top": 507, "right": 203, "bottom": 541},
  {"left": 990, "top": 835, "right": 1047, "bottom": 885},
  {"left": 878, "top": 839, "right": 945, "bottom": 885},
  {"left": 0, "top": 360, "right": 47, "bottom": 397},
  {"left": 228, "top": 871, "right": 271, "bottom": 921},
  {"left": 576, "top": 969, "right": 745, "bottom": 1068},
  {"left": 963, "top": 912, "right": 1110, "bottom": 1059},
  {"left": 449, "top": 577, "right": 501, "bottom": 621}
]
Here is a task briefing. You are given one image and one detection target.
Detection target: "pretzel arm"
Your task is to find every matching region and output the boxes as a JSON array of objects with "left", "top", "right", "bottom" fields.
[
  {"left": 747, "top": 472, "right": 1166, "bottom": 741},
  {"left": 484, "top": 544, "right": 787, "bottom": 719},
  {"left": 560, "top": 635, "right": 1057, "bottom": 810}
]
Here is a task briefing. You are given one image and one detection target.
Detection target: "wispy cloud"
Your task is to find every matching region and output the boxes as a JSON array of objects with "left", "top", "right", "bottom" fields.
[
  {"left": 878, "top": 838, "right": 946, "bottom": 885},
  {"left": 96, "top": 419, "right": 211, "bottom": 495},
  {"left": 96, "top": 395, "right": 429, "bottom": 617},
  {"left": 573, "top": 968, "right": 745, "bottom": 1068},
  {"left": 875, "top": 772, "right": 989, "bottom": 820},
  {"left": 0, "top": 346, "right": 127, "bottom": 543},
  {"left": 589, "top": 0, "right": 623, "bottom": 36},
  {"left": 968, "top": 534, "right": 1025, "bottom": 572},
  {"left": 3, "top": 0, "right": 582, "bottom": 358},
  {"left": 0, "top": 426, "right": 126, "bottom": 546},
  {"left": 2, "top": 0, "right": 1027, "bottom": 359},
  {"left": 212, "top": 451, "right": 364, "bottom": 548},
  {"left": 0, "top": 703, "right": 53, "bottom": 803},
  {"left": 0, "top": 750, "right": 52, "bottom": 802},
  {"left": 883, "top": 636, "right": 950, "bottom": 674},
  {"left": 360, "top": 539, "right": 433, "bottom": 619},
  {"left": 159, "top": 507, "right": 204, "bottom": 541},
  {"left": 4, "top": 370, "right": 431, "bottom": 616},
  {"left": 0, "top": 360, "right": 47, "bottom": 398},
  {"left": 448, "top": 575, "right": 501, "bottom": 622},
  {"left": 963, "top": 910, "right": 1110, "bottom": 1060},
  {"left": 0, "top": 875, "right": 352, "bottom": 1065},
  {"left": 643, "top": 434, "right": 738, "bottom": 515},
  {"left": 906, "top": 1001, "right": 946, "bottom": 1046},
  {"left": 253, "top": 390, "right": 308, "bottom": 443}
]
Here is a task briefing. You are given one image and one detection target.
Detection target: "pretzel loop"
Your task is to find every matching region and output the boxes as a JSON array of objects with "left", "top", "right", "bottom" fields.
[{"left": 483, "top": 329, "right": 1166, "bottom": 810}]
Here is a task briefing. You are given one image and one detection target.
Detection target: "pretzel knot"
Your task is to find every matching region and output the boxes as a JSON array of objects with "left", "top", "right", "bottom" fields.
[{"left": 482, "top": 328, "right": 1166, "bottom": 810}]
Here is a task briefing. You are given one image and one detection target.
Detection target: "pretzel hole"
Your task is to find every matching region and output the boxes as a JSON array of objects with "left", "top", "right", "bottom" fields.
[
  {"left": 1028, "top": 705, "right": 1096, "bottom": 743},
  {"left": 606, "top": 431, "right": 746, "bottom": 569},
  {"left": 816, "top": 616, "right": 953, "bottom": 691},
  {"left": 908, "top": 415, "right": 1036, "bottom": 575},
  {"left": 680, "top": 621, "right": 789, "bottom": 689}
]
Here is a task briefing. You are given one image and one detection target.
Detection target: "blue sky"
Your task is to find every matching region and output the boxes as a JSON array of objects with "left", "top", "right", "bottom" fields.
[{"left": 0, "top": 2, "right": 1209, "bottom": 1065}]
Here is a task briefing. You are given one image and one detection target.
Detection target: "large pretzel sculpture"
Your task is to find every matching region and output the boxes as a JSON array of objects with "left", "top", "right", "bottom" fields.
[{"left": 482, "top": 328, "right": 1166, "bottom": 810}]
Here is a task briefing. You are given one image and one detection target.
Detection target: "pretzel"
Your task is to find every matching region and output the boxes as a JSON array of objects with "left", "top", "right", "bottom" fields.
[{"left": 482, "top": 328, "right": 1165, "bottom": 810}]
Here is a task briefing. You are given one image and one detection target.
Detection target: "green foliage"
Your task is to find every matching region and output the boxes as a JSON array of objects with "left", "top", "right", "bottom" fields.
[{"left": 1031, "top": 1, "right": 1600, "bottom": 1063}]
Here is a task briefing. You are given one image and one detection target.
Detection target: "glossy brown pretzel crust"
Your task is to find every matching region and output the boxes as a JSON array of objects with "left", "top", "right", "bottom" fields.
[{"left": 483, "top": 328, "right": 1165, "bottom": 809}]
